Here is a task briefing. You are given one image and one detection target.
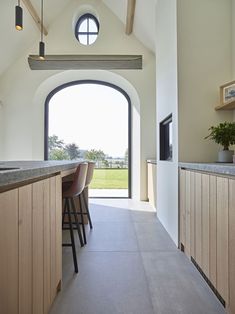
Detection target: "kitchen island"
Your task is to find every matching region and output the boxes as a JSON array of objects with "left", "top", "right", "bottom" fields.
[
  {"left": 0, "top": 160, "right": 83, "bottom": 314},
  {"left": 179, "top": 162, "right": 235, "bottom": 314}
]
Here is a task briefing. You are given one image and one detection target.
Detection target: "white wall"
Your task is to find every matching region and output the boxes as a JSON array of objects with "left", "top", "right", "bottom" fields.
[
  {"left": 178, "top": 0, "right": 233, "bottom": 162},
  {"left": 232, "top": 0, "right": 235, "bottom": 121},
  {"left": 0, "top": 100, "right": 4, "bottom": 159},
  {"left": 156, "top": 0, "right": 234, "bottom": 246},
  {"left": 0, "top": 0, "right": 156, "bottom": 200},
  {"left": 232, "top": 0, "right": 235, "bottom": 77},
  {"left": 156, "top": 0, "right": 179, "bottom": 245}
]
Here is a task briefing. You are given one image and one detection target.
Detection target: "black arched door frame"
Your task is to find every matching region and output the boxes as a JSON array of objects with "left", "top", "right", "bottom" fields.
[{"left": 44, "top": 79, "right": 132, "bottom": 198}]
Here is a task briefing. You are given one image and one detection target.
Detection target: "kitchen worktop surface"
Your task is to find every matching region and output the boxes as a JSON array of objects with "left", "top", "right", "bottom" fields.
[
  {"left": 179, "top": 162, "right": 235, "bottom": 176},
  {"left": 0, "top": 160, "right": 83, "bottom": 189},
  {"left": 147, "top": 159, "right": 157, "bottom": 164}
]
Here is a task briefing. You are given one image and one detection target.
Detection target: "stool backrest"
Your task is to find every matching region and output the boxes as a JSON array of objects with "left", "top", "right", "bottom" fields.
[
  {"left": 65, "top": 163, "right": 88, "bottom": 197},
  {"left": 85, "top": 162, "right": 95, "bottom": 187}
]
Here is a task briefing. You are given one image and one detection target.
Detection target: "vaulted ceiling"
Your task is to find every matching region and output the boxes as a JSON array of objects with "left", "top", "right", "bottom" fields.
[{"left": 0, "top": 0, "right": 156, "bottom": 77}]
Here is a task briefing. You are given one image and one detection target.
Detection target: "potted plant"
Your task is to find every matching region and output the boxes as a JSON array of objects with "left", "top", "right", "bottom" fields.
[{"left": 205, "top": 122, "right": 235, "bottom": 162}]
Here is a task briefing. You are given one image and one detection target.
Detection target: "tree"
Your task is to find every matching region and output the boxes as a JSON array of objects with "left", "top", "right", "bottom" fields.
[
  {"left": 65, "top": 143, "right": 80, "bottom": 160},
  {"left": 85, "top": 149, "right": 106, "bottom": 161},
  {"left": 49, "top": 149, "right": 69, "bottom": 160},
  {"left": 102, "top": 159, "right": 109, "bottom": 168},
  {"left": 124, "top": 149, "right": 128, "bottom": 165},
  {"left": 48, "top": 135, "right": 65, "bottom": 151}
]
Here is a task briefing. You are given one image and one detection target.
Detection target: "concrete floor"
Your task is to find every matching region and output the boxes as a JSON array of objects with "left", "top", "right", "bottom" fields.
[{"left": 50, "top": 199, "right": 226, "bottom": 314}]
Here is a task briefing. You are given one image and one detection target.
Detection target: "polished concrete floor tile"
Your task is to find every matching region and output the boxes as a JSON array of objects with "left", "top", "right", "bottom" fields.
[
  {"left": 130, "top": 209, "right": 157, "bottom": 223},
  {"left": 51, "top": 199, "right": 225, "bottom": 314},
  {"left": 141, "top": 251, "right": 226, "bottom": 314},
  {"left": 89, "top": 203, "right": 131, "bottom": 223},
  {"left": 134, "top": 222, "right": 177, "bottom": 252},
  {"left": 83, "top": 222, "right": 139, "bottom": 252},
  {"left": 51, "top": 251, "right": 154, "bottom": 314}
]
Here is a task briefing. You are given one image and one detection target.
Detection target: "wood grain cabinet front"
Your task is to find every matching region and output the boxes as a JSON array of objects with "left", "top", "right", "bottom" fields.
[
  {"left": 0, "top": 174, "right": 62, "bottom": 314},
  {"left": 179, "top": 169, "right": 234, "bottom": 313}
]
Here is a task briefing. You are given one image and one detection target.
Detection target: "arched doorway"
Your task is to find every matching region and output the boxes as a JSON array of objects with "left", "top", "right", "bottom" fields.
[{"left": 44, "top": 80, "right": 131, "bottom": 198}]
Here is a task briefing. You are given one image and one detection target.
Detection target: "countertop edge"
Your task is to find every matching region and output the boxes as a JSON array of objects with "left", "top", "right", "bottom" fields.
[
  {"left": 0, "top": 161, "right": 83, "bottom": 189},
  {"left": 147, "top": 159, "right": 157, "bottom": 164},
  {"left": 178, "top": 162, "right": 235, "bottom": 176}
]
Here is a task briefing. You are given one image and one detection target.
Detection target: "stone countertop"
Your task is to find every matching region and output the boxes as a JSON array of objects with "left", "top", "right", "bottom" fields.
[
  {"left": 147, "top": 159, "right": 157, "bottom": 164},
  {"left": 179, "top": 162, "right": 235, "bottom": 176},
  {"left": 0, "top": 160, "right": 83, "bottom": 189}
]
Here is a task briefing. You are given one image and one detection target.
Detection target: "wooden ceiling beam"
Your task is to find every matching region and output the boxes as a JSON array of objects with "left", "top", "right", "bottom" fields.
[
  {"left": 28, "top": 54, "right": 143, "bottom": 70},
  {"left": 125, "top": 0, "right": 136, "bottom": 35},
  {"left": 21, "top": 0, "right": 48, "bottom": 36}
]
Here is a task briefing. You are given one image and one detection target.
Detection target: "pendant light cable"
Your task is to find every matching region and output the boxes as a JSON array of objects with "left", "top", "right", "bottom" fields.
[
  {"left": 41, "top": 0, "right": 43, "bottom": 42},
  {"left": 39, "top": 0, "right": 45, "bottom": 59}
]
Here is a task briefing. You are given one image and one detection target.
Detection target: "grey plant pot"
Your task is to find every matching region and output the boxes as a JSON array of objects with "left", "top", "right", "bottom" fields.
[{"left": 218, "top": 150, "right": 234, "bottom": 163}]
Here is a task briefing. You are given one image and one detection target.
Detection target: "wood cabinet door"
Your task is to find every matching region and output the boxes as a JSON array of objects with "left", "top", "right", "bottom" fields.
[
  {"left": 195, "top": 172, "right": 202, "bottom": 268},
  {"left": 209, "top": 175, "right": 217, "bottom": 288},
  {"left": 32, "top": 181, "right": 44, "bottom": 314},
  {"left": 19, "top": 185, "right": 33, "bottom": 314},
  {"left": 43, "top": 179, "right": 51, "bottom": 314},
  {"left": 147, "top": 163, "right": 157, "bottom": 209},
  {"left": 50, "top": 176, "right": 57, "bottom": 302},
  {"left": 185, "top": 170, "right": 191, "bottom": 258},
  {"left": 201, "top": 174, "right": 210, "bottom": 278},
  {"left": 180, "top": 169, "right": 186, "bottom": 247},
  {"left": 229, "top": 179, "right": 235, "bottom": 313},
  {"left": 216, "top": 176, "right": 229, "bottom": 304},
  {"left": 190, "top": 171, "right": 195, "bottom": 259},
  {"left": 55, "top": 175, "right": 62, "bottom": 292},
  {"left": 0, "top": 189, "right": 19, "bottom": 314}
]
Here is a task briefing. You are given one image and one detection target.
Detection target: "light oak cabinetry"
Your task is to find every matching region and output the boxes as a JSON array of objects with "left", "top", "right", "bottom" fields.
[
  {"left": 180, "top": 169, "right": 235, "bottom": 313},
  {"left": 0, "top": 174, "right": 62, "bottom": 314},
  {"left": 147, "top": 161, "right": 157, "bottom": 209}
]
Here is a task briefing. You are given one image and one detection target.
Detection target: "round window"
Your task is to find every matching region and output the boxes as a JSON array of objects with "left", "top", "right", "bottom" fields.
[{"left": 75, "top": 13, "right": 99, "bottom": 45}]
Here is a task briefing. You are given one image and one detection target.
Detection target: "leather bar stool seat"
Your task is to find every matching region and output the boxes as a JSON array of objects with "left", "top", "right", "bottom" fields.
[
  {"left": 78, "top": 161, "right": 95, "bottom": 244},
  {"left": 62, "top": 162, "right": 88, "bottom": 273}
]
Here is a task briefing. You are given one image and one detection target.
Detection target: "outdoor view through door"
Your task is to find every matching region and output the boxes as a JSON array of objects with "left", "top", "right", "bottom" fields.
[{"left": 45, "top": 81, "right": 131, "bottom": 198}]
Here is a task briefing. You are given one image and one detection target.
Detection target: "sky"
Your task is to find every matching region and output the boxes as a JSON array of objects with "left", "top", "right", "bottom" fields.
[{"left": 49, "top": 84, "right": 128, "bottom": 158}]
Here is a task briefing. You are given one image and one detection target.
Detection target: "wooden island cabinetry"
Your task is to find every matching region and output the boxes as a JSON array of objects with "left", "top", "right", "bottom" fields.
[
  {"left": 0, "top": 175, "right": 62, "bottom": 314},
  {"left": 0, "top": 161, "right": 81, "bottom": 314},
  {"left": 179, "top": 166, "right": 235, "bottom": 314}
]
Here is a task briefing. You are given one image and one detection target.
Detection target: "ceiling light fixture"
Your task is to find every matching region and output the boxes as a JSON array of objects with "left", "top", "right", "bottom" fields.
[
  {"left": 15, "top": 0, "right": 23, "bottom": 31},
  {"left": 39, "top": 0, "right": 45, "bottom": 60}
]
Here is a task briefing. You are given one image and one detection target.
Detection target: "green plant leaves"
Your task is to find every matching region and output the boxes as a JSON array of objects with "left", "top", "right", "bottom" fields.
[{"left": 205, "top": 122, "right": 235, "bottom": 150}]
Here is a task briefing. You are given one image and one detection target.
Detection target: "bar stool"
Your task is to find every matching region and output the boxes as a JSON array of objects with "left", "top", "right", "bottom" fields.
[
  {"left": 79, "top": 161, "right": 95, "bottom": 244},
  {"left": 62, "top": 162, "right": 88, "bottom": 273}
]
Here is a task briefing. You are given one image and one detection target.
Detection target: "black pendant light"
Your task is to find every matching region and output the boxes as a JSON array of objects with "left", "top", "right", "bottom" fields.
[
  {"left": 15, "top": 0, "right": 23, "bottom": 31},
  {"left": 39, "top": 0, "right": 45, "bottom": 60}
]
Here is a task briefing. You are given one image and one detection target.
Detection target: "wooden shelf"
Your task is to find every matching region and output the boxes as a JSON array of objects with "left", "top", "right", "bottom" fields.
[{"left": 215, "top": 100, "right": 235, "bottom": 110}]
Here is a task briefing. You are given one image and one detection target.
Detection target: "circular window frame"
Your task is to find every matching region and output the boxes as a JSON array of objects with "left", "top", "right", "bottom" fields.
[{"left": 75, "top": 13, "right": 99, "bottom": 46}]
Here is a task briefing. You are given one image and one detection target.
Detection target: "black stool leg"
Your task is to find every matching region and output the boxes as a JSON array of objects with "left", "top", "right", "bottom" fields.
[
  {"left": 70, "top": 198, "right": 84, "bottom": 247},
  {"left": 79, "top": 194, "right": 87, "bottom": 245},
  {"left": 82, "top": 191, "right": 93, "bottom": 229},
  {"left": 67, "top": 198, "right": 78, "bottom": 273},
  {"left": 62, "top": 198, "right": 67, "bottom": 228}
]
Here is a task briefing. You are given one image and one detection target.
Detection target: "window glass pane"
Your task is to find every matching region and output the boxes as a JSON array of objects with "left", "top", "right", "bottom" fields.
[
  {"left": 79, "top": 19, "right": 88, "bottom": 32},
  {"left": 88, "top": 34, "right": 98, "bottom": 45},
  {"left": 88, "top": 18, "right": 98, "bottom": 32},
  {"left": 48, "top": 84, "right": 129, "bottom": 198},
  {"left": 75, "top": 14, "right": 99, "bottom": 45},
  {"left": 78, "top": 34, "right": 88, "bottom": 45}
]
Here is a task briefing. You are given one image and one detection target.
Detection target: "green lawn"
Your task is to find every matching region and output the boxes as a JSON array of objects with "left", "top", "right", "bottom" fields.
[{"left": 90, "top": 168, "right": 128, "bottom": 189}]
